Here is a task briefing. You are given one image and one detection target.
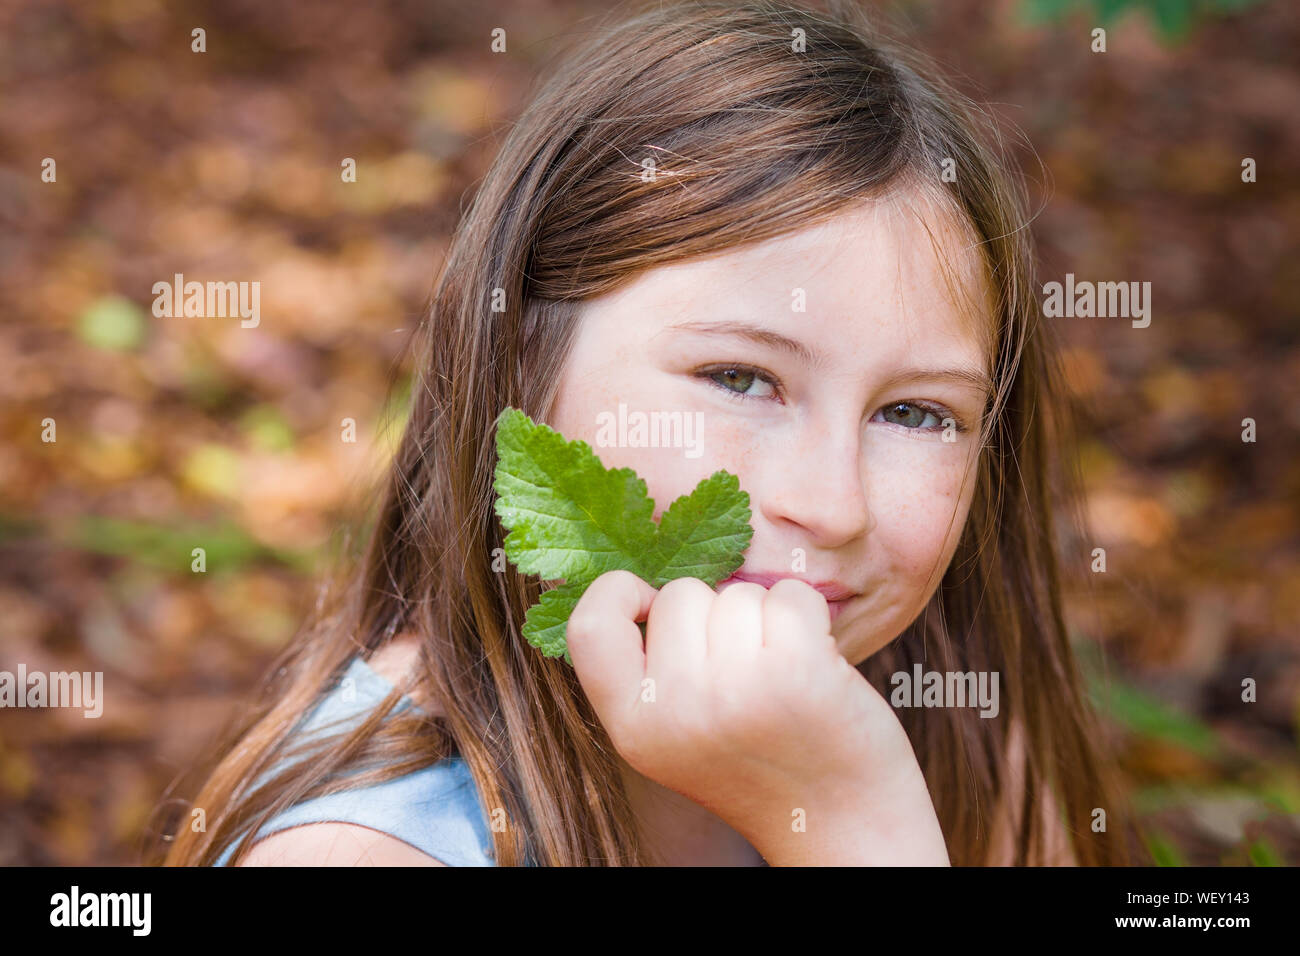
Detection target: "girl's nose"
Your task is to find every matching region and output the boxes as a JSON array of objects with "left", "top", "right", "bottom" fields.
[{"left": 756, "top": 419, "right": 874, "bottom": 548}]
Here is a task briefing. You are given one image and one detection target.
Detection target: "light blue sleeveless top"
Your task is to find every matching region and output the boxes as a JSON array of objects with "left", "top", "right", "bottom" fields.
[{"left": 213, "top": 656, "right": 510, "bottom": 867}]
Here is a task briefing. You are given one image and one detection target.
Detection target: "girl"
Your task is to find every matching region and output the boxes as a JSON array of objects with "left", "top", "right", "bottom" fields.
[{"left": 162, "top": 0, "right": 1133, "bottom": 866}]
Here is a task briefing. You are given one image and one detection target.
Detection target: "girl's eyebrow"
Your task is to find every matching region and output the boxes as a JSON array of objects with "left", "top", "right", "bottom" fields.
[
  {"left": 663, "top": 319, "right": 828, "bottom": 370},
  {"left": 663, "top": 319, "right": 993, "bottom": 395},
  {"left": 876, "top": 365, "right": 994, "bottom": 397}
]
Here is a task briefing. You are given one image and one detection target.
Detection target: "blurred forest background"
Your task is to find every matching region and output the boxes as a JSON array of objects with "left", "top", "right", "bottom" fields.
[{"left": 0, "top": 0, "right": 1297, "bottom": 866}]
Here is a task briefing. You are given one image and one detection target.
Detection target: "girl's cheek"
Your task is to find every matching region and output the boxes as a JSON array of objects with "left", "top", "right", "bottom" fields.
[
  {"left": 867, "top": 448, "right": 974, "bottom": 578},
  {"left": 696, "top": 413, "right": 761, "bottom": 473},
  {"left": 644, "top": 413, "right": 765, "bottom": 517}
]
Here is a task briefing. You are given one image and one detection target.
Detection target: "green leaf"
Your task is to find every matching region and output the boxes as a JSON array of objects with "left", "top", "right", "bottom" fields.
[
  {"left": 642, "top": 470, "right": 754, "bottom": 586},
  {"left": 493, "top": 407, "right": 657, "bottom": 583},
  {"left": 492, "top": 407, "right": 753, "bottom": 662},
  {"left": 522, "top": 583, "right": 587, "bottom": 664}
]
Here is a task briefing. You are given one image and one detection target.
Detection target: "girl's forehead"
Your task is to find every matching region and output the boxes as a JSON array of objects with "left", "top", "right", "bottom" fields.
[
  {"left": 595, "top": 184, "right": 996, "bottom": 365},
  {"left": 887, "top": 187, "right": 998, "bottom": 364}
]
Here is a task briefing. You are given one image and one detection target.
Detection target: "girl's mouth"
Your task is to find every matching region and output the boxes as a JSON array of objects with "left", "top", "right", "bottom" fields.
[
  {"left": 825, "top": 597, "right": 851, "bottom": 623},
  {"left": 715, "top": 572, "right": 859, "bottom": 623}
]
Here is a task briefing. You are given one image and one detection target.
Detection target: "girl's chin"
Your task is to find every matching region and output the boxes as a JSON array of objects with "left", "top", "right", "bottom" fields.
[{"left": 834, "top": 620, "right": 893, "bottom": 669}]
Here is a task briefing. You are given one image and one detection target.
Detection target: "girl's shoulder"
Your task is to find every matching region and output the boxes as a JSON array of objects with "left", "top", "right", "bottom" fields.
[
  {"left": 217, "top": 637, "right": 499, "bottom": 867},
  {"left": 365, "top": 632, "right": 440, "bottom": 715},
  {"left": 239, "top": 820, "right": 450, "bottom": 865}
]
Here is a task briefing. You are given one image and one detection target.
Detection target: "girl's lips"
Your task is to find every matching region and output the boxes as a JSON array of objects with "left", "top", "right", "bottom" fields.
[{"left": 715, "top": 572, "right": 857, "bottom": 622}]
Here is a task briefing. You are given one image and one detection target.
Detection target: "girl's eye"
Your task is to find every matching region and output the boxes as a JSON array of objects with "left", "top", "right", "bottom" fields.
[
  {"left": 696, "top": 370, "right": 962, "bottom": 432},
  {"left": 701, "top": 366, "right": 779, "bottom": 401},
  {"left": 877, "top": 401, "right": 950, "bottom": 430}
]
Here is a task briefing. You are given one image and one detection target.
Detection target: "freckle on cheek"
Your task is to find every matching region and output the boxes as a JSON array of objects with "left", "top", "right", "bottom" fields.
[{"left": 704, "top": 423, "right": 755, "bottom": 473}]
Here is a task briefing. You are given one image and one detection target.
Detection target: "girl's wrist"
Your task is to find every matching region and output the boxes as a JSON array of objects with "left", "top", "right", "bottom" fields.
[{"left": 749, "top": 748, "right": 950, "bottom": 866}]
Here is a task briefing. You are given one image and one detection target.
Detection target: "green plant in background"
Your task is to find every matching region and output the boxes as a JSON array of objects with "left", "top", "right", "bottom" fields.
[
  {"left": 1080, "top": 641, "right": 1300, "bottom": 865},
  {"left": 240, "top": 405, "right": 296, "bottom": 453},
  {"left": 1246, "top": 839, "right": 1283, "bottom": 866},
  {"left": 1087, "top": 668, "right": 1225, "bottom": 758},
  {"left": 492, "top": 407, "right": 753, "bottom": 664},
  {"left": 76, "top": 295, "right": 147, "bottom": 352},
  {"left": 1021, "top": 0, "right": 1270, "bottom": 43},
  {"left": 1143, "top": 828, "right": 1189, "bottom": 865},
  {"left": 67, "top": 514, "right": 313, "bottom": 575},
  {"left": 374, "top": 372, "right": 414, "bottom": 456}
]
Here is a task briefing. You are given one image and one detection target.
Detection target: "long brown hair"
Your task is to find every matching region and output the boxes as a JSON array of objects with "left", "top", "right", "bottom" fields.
[{"left": 158, "top": 0, "right": 1134, "bottom": 867}]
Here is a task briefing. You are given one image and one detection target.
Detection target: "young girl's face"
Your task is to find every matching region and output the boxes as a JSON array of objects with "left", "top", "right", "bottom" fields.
[{"left": 546, "top": 186, "right": 993, "bottom": 666}]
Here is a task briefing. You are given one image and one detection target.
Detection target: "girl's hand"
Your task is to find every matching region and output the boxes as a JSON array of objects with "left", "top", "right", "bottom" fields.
[{"left": 564, "top": 569, "right": 950, "bottom": 865}]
